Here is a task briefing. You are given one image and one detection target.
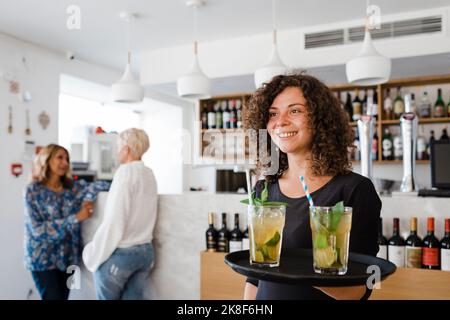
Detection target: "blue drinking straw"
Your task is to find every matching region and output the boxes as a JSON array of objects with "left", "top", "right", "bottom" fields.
[{"left": 300, "top": 176, "right": 315, "bottom": 209}]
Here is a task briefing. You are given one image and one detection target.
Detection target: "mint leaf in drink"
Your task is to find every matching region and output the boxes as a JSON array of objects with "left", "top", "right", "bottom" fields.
[
  {"left": 264, "top": 231, "right": 281, "bottom": 246},
  {"left": 329, "top": 201, "right": 344, "bottom": 232},
  {"left": 261, "top": 181, "right": 269, "bottom": 203},
  {"left": 314, "top": 232, "right": 329, "bottom": 249}
]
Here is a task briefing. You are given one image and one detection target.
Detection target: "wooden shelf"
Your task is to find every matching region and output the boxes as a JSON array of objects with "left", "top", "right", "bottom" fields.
[{"left": 381, "top": 117, "right": 450, "bottom": 125}]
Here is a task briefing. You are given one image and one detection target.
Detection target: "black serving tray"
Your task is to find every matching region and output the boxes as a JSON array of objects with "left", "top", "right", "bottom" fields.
[{"left": 225, "top": 248, "right": 396, "bottom": 287}]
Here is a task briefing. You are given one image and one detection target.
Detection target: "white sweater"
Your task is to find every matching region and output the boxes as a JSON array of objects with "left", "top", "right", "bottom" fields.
[{"left": 82, "top": 161, "right": 158, "bottom": 272}]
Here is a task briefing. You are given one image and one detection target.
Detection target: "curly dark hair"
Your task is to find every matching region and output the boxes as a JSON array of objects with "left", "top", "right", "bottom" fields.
[{"left": 243, "top": 73, "right": 354, "bottom": 183}]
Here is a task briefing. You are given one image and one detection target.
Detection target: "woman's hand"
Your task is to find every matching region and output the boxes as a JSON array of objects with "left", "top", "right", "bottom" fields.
[{"left": 76, "top": 201, "right": 94, "bottom": 222}]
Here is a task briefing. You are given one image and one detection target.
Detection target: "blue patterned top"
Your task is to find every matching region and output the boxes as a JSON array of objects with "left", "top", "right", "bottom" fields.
[{"left": 24, "top": 180, "right": 110, "bottom": 271}]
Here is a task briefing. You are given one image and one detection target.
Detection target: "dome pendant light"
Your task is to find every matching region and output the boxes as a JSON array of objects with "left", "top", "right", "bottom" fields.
[
  {"left": 254, "top": 0, "right": 287, "bottom": 89},
  {"left": 112, "top": 12, "right": 144, "bottom": 103},
  {"left": 346, "top": 5, "right": 391, "bottom": 86},
  {"left": 177, "top": 0, "right": 211, "bottom": 100}
]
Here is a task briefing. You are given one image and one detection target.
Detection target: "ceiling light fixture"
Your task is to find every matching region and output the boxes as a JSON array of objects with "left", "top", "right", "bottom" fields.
[
  {"left": 346, "top": 2, "right": 391, "bottom": 86},
  {"left": 254, "top": 0, "right": 288, "bottom": 89},
  {"left": 177, "top": 0, "right": 211, "bottom": 100},
  {"left": 111, "top": 12, "right": 144, "bottom": 103}
]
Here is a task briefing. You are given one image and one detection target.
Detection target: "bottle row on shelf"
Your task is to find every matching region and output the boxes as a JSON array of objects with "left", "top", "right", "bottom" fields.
[
  {"left": 201, "top": 99, "right": 244, "bottom": 130},
  {"left": 205, "top": 212, "right": 248, "bottom": 253},
  {"left": 349, "top": 126, "right": 449, "bottom": 161},
  {"left": 378, "top": 217, "right": 450, "bottom": 271},
  {"left": 338, "top": 86, "right": 450, "bottom": 122}
]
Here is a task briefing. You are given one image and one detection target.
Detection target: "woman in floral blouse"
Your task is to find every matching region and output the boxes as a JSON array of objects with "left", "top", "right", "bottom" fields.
[{"left": 24, "top": 144, "right": 110, "bottom": 300}]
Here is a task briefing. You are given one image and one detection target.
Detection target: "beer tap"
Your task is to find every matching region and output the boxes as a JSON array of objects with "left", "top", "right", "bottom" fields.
[{"left": 400, "top": 94, "right": 419, "bottom": 192}]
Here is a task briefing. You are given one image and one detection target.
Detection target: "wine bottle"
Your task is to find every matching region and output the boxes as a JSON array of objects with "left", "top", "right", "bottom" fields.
[
  {"left": 382, "top": 128, "right": 394, "bottom": 160},
  {"left": 447, "top": 93, "right": 450, "bottom": 117},
  {"left": 354, "top": 128, "right": 360, "bottom": 161},
  {"left": 236, "top": 99, "right": 243, "bottom": 129},
  {"left": 383, "top": 88, "right": 393, "bottom": 120},
  {"left": 405, "top": 217, "right": 423, "bottom": 268},
  {"left": 441, "top": 218, "right": 450, "bottom": 272},
  {"left": 361, "top": 90, "right": 368, "bottom": 115},
  {"left": 388, "top": 218, "right": 406, "bottom": 267},
  {"left": 207, "top": 103, "right": 216, "bottom": 129},
  {"left": 201, "top": 107, "right": 208, "bottom": 129},
  {"left": 393, "top": 133, "right": 403, "bottom": 161},
  {"left": 242, "top": 227, "right": 249, "bottom": 250},
  {"left": 440, "top": 128, "right": 449, "bottom": 140},
  {"left": 222, "top": 101, "right": 230, "bottom": 129},
  {"left": 344, "top": 92, "right": 353, "bottom": 122},
  {"left": 205, "top": 212, "right": 218, "bottom": 252},
  {"left": 410, "top": 93, "right": 419, "bottom": 118},
  {"left": 217, "top": 213, "right": 230, "bottom": 252},
  {"left": 419, "top": 91, "right": 432, "bottom": 118},
  {"left": 215, "top": 102, "right": 223, "bottom": 129},
  {"left": 372, "top": 132, "right": 379, "bottom": 161},
  {"left": 377, "top": 217, "right": 388, "bottom": 260},
  {"left": 426, "top": 130, "right": 435, "bottom": 159},
  {"left": 416, "top": 127, "right": 427, "bottom": 160},
  {"left": 434, "top": 88, "right": 445, "bottom": 118},
  {"left": 229, "top": 100, "right": 237, "bottom": 129},
  {"left": 422, "top": 217, "right": 440, "bottom": 270},
  {"left": 352, "top": 89, "right": 362, "bottom": 121},
  {"left": 229, "top": 213, "right": 243, "bottom": 253},
  {"left": 393, "top": 87, "right": 405, "bottom": 119}
]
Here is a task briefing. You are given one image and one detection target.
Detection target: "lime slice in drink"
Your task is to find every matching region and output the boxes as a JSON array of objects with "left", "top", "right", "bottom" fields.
[
  {"left": 314, "top": 247, "right": 336, "bottom": 268},
  {"left": 255, "top": 250, "right": 264, "bottom": 263},
  {"left": 265, "top": 231, "right": 281, "bottom": 246}
]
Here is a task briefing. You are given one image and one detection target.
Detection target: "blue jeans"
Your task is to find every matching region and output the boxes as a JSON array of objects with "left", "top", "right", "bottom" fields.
[{"left": 93, "top": 243, "right": 154, "bottom": 300}]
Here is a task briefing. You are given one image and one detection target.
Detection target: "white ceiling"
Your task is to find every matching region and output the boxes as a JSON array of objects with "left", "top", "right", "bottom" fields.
[{"left": 1, "top": 0, "right": 450, "bottom": 96}]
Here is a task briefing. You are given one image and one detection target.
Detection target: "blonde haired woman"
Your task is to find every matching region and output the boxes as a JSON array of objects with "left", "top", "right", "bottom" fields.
[
  {"left": 83, "top": 128, "right": 158, "bottom": 300},
  {"left": 24, "top": 144, "right": 110, "bottom": 300}
]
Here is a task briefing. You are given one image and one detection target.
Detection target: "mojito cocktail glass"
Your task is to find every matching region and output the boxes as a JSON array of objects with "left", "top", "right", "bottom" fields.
[
  {"left": 248, "top": 205, "right": 286, "bottom": 267},
  {"left": 310, "top": 206, "right": 352, "bottom": 275}
]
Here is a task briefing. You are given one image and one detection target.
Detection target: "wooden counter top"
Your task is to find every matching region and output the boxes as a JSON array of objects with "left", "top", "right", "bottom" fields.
[{"left": 370, "top": 267, "right": 450, "bottom": 300}]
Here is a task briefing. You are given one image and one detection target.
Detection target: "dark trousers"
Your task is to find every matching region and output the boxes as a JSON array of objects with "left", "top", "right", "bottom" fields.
[{"left": 31, "top": 270, "right": 70, "bottom": 300}]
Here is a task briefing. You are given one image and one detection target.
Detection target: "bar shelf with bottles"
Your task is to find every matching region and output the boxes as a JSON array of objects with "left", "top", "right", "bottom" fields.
[{"left": 331, "top": 74, "right": 450, "bottom": 164}]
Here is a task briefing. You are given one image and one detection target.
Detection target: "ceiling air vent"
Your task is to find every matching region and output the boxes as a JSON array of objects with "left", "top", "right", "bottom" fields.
[
  {"left": 304, "top": 29, "right": 344, "bottom": 49},
  {"left": 305, "top": 15, "right": 442, "bottom": 49}
]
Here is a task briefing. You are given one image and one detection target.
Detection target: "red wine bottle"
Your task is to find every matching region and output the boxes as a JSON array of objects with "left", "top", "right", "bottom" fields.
[
  {"left": 440, "top": 218, "right": 450, "bottom": 271},
  {"left": 229, "top": 213, "right": 243, "bottom": 253},
  {"left": 377, "top": 217, "right": 388, "bottom": 260},
  {"left": 217, "top": 213, "right": 230, "bottom": 253},
  {"left": 388, "top": 218, "right": 406, "bottom": 267},
  {"left": 205, "top": 212, "right": 218, "bottom": 252},
  {"left": 422, "top": 217, "right": 440, "bottom": 269},
  {"left": 405, "top": 217, "right": 423, "bottom": 268}
]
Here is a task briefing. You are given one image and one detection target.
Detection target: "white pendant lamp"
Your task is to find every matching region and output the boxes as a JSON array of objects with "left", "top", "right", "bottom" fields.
[
  {"left": 177, "top": 0, "right": 211, "bottom": 100},
  {"left": 346, "top": 6, "right": 391, "bottom": 86},
  {"left": 254, "top": 0, "right": 287, "bottom": 89},
  {"left": 112, "top": 12, "right": 144, "bottom": 103}
]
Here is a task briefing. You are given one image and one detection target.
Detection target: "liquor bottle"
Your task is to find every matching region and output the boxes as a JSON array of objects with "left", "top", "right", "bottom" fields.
[
  {"left": 426, "top": 130, "right": 435, "bottom": 159},
  {"left": 447, "top": 93, "right": 450, "bottom": 117},
  {"left": 441, "top": 218, "right": 450, "bottom": 272},
  {"left": 207, "top": 103, "right": 216, "bottom": 129},
  {"left": 361, "top": 90, "right": 368, "bottom": 115},
  {"left": 410, "top": 93, "right": 419, "bottom": 118},
  {"left": 217, "top": 213, "right": 230, "bottom": 252},
  {"left": 229, "top": 213, "right": 243, "bottom": 253},
  {"left": 344, "top": 92, "right": 353, "bottom": 121},
  {"left": 383, "top": 88, "right": 393, "bottom": 120},
  {"left": 205, "top": 212, "right": 218, "bottom": 252},
  {"left": 215, "top": 102, "right": 223, "bottom": 129},
  {"left": 416, "top": 127, "right": 428, "bottom": 160},
  {"left": 201, "top": 107, "right": 208, "bottom": 129},
  {"left": 229, "top": 100, "right": 237, "bottom": 129},
  {"left": 405, "top": 217, "right": 423, "bottom": 268},
  {"left": 352, "top": 89, "right": 362, "bottom": 121},
  {"left": 393, "top": 132, "right": 403, "bottom": 161},
  {"left": 372, "top": 132, "right": 379, "bottom": 161},
  {"left": 393, "top": 87, "right": 405, "bottom": 119},
  {"left": 382, "top": 128, "right": 394, "bottom": 160},
  {"left": 377, "top": 217, "right": 388, "bottom": 260},
  {"left": 370, "top": 90, "right": 379, "bottom": 120},
  {"left": 434, "top": 88, "right": 445, "bottom": 118},
  {"left": 353, "top": 128, "right": 360, "bottom": 161},
  {"left": 422, "top": 217, "right": 440, "bottom": 270},
  {"left": 242, "top": 227, "right": 249, "bottom": 250},
  {"left": 440, "top": 128, "right": 449, "bottom": 140},
  {"left": 388, "top": 218, "right": 406, "bottom": 267},
  {"left": 222, "top": 101, "right": 230, "bottom": 129},
  {"left": 236, "top": 100, "right": 243, "bottom": 129},
  {"left": 419, "top": 91, "right": 432, "bottom": 118}
]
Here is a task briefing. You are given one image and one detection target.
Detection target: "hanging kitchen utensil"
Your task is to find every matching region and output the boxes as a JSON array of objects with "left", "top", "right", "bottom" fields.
[
  {"left": 25, "top": 109, "right": 31, "bottom": 136},
  {"left": 38, "top": 111, "right": 50, "bottom": 130},
  {"left": 8, "top": 105, "right": 13, "bottom": 134}
]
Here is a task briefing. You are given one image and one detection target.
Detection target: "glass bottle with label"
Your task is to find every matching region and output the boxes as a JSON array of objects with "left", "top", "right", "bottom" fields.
[
  {"left": 382, "top": 128, "right": 394, "bottom": 160},
  {"left": 242, "top": 227, "right": 249, "bottom": 250},
  {"left": 422, "top": 217, "right": 440, "bottom": 270},
  {"left": 207, "top": 103, "right": 216, "bottom": 129},
  {"left": 344, "top": 92, "right": 353, "bottom": 121},
  {"left": 410, "top": 93, "right": 419, "bottom": 118},
  {"left": 361, "top": 90, "right": 368, "bottom": 115},
  {"left": 353, "top": 128, "right": 360, "bottom": 161},
  {"left": 434, "top": 88, "right": 445, "bottom": 118},
  {"left": 419, "top": 91, "right": 432, "bottom": 118},
  {"left": 372, "top": 90, "right": 379, "bottom": 120},
  {"left": 372, "top": 132, "right": 379, "bottom": 161},
  {"left": 229, "top": 100, "right": 237, "bottom": 129},
  {"left": 222, "top": 101, "right": 230, "bottom": 129},
  {"left": 217, "top": 213, "right": 230, "bottom": 252},
  {"left": 426, "top": 130, "right": 435, "bottom": 159},
  {"left": 440, "top": 128, "right": 449, "bottom": 140},
  {"left": 205, "top": 212, "right": 218, "bottom": 252},
  {"left": 215, "top": 102, "right": 223, "bottom": 130},
  {"left": 201, "top": 107, "right": 208, "bottom": 129},
  {"left": 388, "top": 218, "right": 406, "bottom": 267},
  {"left": 393, "top": 87, "right": 405, "bottom": 119},
  {"left": 416, "top": 127, "right": 428, "bottom": 160},
  {"left": 352, "top": 89, "right": 362, "bottom": 121},
  {"left": 405, "top": 217, "right": 423, "bottom": 268},
  {"left": 383, "top": 88, "right": 393, "bottom": 120},
  {"left": 440, "top": 218, "right": 450, "bottom": 272},
  {"left": 229, "top": 213, "right": 243, "bottom": 253},
  {"left": 393, "top": 132, "right": 403, "bottom": 161},
  {"left": 377, "top": 217, "right": 388, "bottom": 260},
  {"left": 236, "top": 99, "right": 243, "bottom": 129}
]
